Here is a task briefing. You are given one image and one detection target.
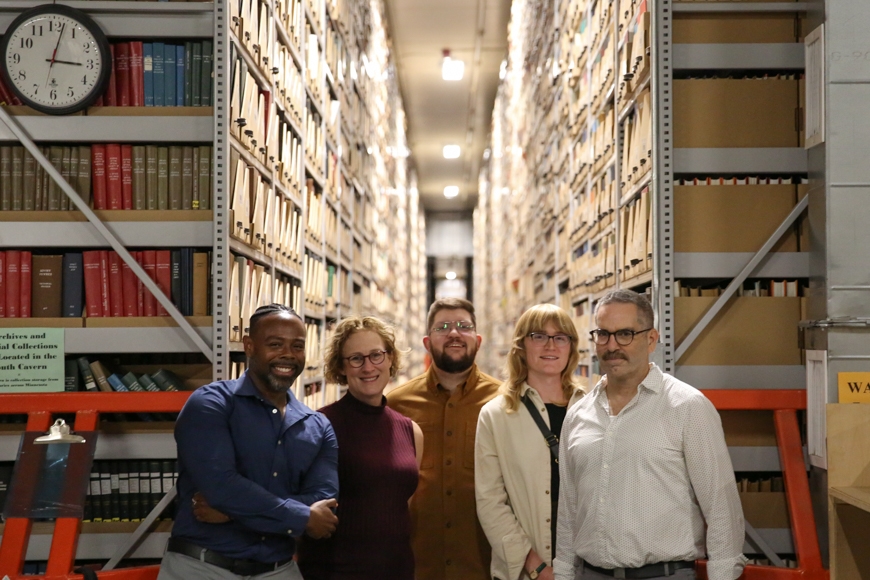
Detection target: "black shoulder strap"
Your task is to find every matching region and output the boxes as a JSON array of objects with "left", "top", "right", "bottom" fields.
[
  {"left": 521, "top": 393, "right": 559, "bottom": 460},
  {"left": 74, "top": 567, "right": 99, "bottom": 580}
]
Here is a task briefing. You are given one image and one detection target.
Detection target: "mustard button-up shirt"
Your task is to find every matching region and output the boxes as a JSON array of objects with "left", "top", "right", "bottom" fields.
[{"left": 387, "top": 364, "right": 501, "bottom": 580}]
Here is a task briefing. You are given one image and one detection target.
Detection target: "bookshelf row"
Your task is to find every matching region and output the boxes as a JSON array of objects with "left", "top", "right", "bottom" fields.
[
  {"left": 473, "top": 0, "right": 810, "bottom": 388},
  {"left": 0, "top": 0, "right": 429, "bottom": 407}
]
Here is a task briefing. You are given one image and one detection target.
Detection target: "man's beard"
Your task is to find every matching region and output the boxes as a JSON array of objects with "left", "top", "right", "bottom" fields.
[
  {"left": 432, "top": 342, "right": 476, "bottom": 374},
  {"left": 254, "top": 365, "right": 300, "bottom": 393}
]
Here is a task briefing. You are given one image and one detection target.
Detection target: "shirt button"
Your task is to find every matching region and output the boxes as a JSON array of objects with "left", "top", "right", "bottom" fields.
[
  {"left": 287, "top": 529, "right": 293, "bottom": 534},
  {"left": 446, "top": 522, "right": 452, "bottom": 528},
  {"left": 603, "top": 463, "right": 608, "bottom": 469},
  {"left": 446, "top": 489, "right": 453, "bottom": 496},
  {"left": 446, "top": 559, "right": 452, "bottom": 565},
  {"left": 261, "top": 536, "right": 266, "bottom": 541},
  {"left": 546, "top": 518, "right": 551, "bottom": 523},
  {"left": 272, "top": 409, "right": 278, "bottom": 414},
  {"left": 545, "top": 490, "right": 550, "bottom": 495},
  {"left": 600, "top": 497, "right": 605, "bottom": 503},
  {"left": 278, "top": 440, "right": 282, "bottom": 445},
  {"left": 546, "top": 545, "right": 550, "bottom": 550},
  {"left": 446, "top": 459, "right": 452, "bottom": 466},
  {"left": 447, "top": 430, "right": 453, "bottom": 436},
  {"left": 273, "top": 472, "right": 278, "bottom": 477},
  {"left": 448, "top": 403, "right": 454, "bottom": 408}
]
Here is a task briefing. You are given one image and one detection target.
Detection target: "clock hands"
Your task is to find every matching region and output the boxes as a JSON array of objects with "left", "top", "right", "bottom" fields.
[
  {"left": 45, "top": 22, "right": 66, "bottom": 86},
  {"left": 44, "top": 59, "right": 82, "bottom": 66}
]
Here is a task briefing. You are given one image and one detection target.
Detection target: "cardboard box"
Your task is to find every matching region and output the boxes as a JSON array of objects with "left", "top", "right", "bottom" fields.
[
  {"left": 740, "top": 492, "right": 790, "bottom": 529},
  {"left": 674, "top": 79, "right": 800, "bottom": 148},
  {"left": 674, "top": 184, "right": 799, "bottom": 252},
  {"left": 674, "top": 14, "right": 799, "bottom": 44},
  {"left": 675, "top": 296, "right": 802, "bottom": 365},
  {"left": 721, "top": 410, "right": 777, "bottom": 446}
]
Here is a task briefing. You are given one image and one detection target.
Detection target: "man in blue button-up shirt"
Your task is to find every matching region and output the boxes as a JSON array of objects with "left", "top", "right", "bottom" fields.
[{"left": 158, "top": 304, "right": 339, "bottom": 580}]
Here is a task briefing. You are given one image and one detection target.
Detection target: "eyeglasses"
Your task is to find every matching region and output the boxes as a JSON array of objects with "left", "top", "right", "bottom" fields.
[
  {"left": 527, "top": 332, "right": 573, "bottom": 347},
  {"left": 344, "top": 350, "right": 389, "bottom": 368},
  {"left": 430, "top": 321, "right": 476, "bottom": 335},
  {"left": 589, "top": 328, "right": 653, "bottom": 346}
]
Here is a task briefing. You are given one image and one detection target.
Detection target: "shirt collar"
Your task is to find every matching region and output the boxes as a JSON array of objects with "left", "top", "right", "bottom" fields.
[{"left": 426, "top": 363, "right": 480, "bottom": 395}]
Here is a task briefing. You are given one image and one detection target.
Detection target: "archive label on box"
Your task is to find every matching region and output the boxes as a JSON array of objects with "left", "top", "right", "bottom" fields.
[
  {"left": 0, "top": 328, "right": 65, "bottom": 393},
  {"left": 837, "top": 372, "right": 870, "bottom": 404}
]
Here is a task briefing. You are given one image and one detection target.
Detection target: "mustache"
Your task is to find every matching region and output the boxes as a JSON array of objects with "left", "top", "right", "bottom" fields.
[{"left": 602, "top": 351, "right": 627, "bottom": 361}]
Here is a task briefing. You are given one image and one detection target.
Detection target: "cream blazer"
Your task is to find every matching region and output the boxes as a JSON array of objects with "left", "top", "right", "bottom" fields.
[{"left": 475, "top": 383, "right": 584, "bottom": 580}]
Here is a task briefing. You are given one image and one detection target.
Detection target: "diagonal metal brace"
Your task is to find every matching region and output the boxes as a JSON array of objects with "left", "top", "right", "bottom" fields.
[
  {"left": 103, "top": 486, "right": 178, "bottom": 570},
  {"left": 745, "top": 521, "right": 787, "bottom": 567},
  {"left": 675, "top": 195, "right": 809, "bottom": 363},
  {"left": 0, "top": 107, "right": 214, "bottom": 362}
]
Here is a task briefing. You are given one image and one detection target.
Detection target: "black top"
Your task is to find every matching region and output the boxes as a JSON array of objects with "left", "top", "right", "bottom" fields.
[{"left": 545, "top": 402, "right": 568, "bottom": 559}]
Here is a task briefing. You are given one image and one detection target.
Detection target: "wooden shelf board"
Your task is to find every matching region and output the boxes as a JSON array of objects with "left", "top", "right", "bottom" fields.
[{"left": 830, "top": 486, "right": 870, "bottom": 514}]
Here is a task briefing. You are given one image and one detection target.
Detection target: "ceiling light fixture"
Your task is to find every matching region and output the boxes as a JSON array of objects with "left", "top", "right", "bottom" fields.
[
  {"left": 443, "top": 144, "right": 461, "bottom": 159},
  {"left": 442, "top": 49, "right": 465, "bottom": 81},
  {"left": 445, "top": 271, "right": 457, "bottom": 280},
  {"left": 443, "top": 186, "right": 459, "bottom": 199}
]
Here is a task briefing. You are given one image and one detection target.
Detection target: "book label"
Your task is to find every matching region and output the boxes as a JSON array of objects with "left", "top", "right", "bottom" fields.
[{"left": 0, "top": 328, "right": 64, "bottom": 393}]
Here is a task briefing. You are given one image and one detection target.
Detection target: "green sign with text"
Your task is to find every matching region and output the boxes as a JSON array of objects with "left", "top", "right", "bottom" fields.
[{"left": 0, "top": 329, "right": 65, "bottom": 393}]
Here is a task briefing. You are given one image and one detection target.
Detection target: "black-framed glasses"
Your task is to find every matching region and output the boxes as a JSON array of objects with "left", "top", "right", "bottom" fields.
[
  {"left": 344, "top": 350, "right": 389, "bottom": 368},
  {"left": 527, "top": 332, "right": 573, "bottom": 347},
  {"left": 430, "top": 321, "right": 476, "bottom": 335},
  {"left": 589, "top": 328, "right": 653, "bottom": 346}
]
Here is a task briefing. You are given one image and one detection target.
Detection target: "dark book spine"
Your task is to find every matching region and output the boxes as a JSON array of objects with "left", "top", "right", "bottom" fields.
[
  {"left": 118, "top": 461, "right": 131, "bottom": 521},
  {"left": 76, "top": 357, "right": 98, "bottom": 392},
  {"left": 149, "top": 460, "right": 162, "bottom": 518},
  {"left": 129, "top": 462, "right": 141, "bottom": 521},
  {"left": 63, "top": 253, "right": 84, "bottom": 318},
  {"left": 161, "top": 459, "right": 176, "bottom": 519},
  {"left": 64, "top": 359, "right": 81, "bottom": 392},
  {"left": 109, "top": 461, "right": 121, "bottom": 521}
]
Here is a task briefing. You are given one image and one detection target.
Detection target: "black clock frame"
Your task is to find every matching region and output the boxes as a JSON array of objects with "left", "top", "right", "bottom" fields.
[{"left": 0, "top": 4, "right": 112, "bottom": 115}]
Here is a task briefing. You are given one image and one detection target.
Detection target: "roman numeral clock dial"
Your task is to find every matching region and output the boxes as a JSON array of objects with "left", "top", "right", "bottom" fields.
[{"left": 1, "top": 4, "right": 111, "bottom": 115}]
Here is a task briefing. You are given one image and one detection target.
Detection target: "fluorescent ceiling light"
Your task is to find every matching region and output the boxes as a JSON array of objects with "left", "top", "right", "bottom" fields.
[
  {"left": 443, "top": 186, "right": 460, "bottom": 199},
  {"left": 443, "top": 145, "right": 461, "bottom": 159},
  {"left": 442, "top": 57, "right": 465, "bottom": 81},
  {"left": 446, "top": 271, "right": 457, "bottom": 280}
]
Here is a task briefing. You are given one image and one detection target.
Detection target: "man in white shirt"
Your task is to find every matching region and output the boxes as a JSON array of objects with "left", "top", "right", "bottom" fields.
[{"left": 554, "top": 289, "right": 747, "bottom": 580}]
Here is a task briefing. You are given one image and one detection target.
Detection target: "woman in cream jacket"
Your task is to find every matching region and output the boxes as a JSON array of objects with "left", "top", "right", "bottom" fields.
[{"left": 475, "top": 304, "right": 584, "bottom": 580}]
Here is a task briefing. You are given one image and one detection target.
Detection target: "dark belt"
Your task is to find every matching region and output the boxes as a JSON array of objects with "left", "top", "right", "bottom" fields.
[
  {"left": 167, "top": 537, "right": 292, "bottom": 576},
  {"left": 584, "top": 560, "right": 695, "bottom": 579}
]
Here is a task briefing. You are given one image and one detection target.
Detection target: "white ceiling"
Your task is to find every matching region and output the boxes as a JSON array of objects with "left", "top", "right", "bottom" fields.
[{"left": 383, "top": 0, "right": 511, "bottom": 213}]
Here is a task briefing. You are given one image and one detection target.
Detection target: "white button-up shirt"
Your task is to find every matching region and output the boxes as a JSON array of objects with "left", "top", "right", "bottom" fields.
[{"left": 554, "top": 364, "right": 747, "bottom": 580}]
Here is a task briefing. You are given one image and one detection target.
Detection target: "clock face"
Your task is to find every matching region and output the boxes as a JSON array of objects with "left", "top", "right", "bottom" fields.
[{"left": 0, "top": 5, "right": 111, "bottom": 114}]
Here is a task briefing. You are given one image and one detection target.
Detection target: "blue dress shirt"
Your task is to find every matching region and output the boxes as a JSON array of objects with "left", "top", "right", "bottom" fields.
[{"left": 171, "top": 371, "right": 339, "bottom": 562}]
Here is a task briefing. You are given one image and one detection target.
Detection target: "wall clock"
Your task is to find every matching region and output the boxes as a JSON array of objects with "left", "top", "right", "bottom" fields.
[{"left": 0, "top": 4, "right": 111, "bottom": 115}]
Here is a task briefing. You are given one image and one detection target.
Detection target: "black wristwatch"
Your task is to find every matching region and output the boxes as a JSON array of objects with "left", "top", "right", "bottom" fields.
[{"left": 528, "top": 562, "right": 547, "bottom": 579}]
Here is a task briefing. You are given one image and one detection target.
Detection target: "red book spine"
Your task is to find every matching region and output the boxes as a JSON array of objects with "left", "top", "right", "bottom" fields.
[
  {"left": 5, "top": 250, "right": 20, "bottom": 318},
  {"left": 106, "top": 144, "right": 122, "bottom": 210},
  {"left": 0, "top": 251, "right": 5, "bottom": 317},
  {"left": 141, "top": 250, "right": 157, "bottom": 317},
  {"left": 129, "top": 41, "right": 144, "bottom": 107},
  {"left": 99, "top": 250, "right": 111, "bottom": 317},
  {"left": 115, "top": 42, "right": 131, "bottom": 107},
  {"left": 155, "top": 250, "right": 171, "bottom": 316},
  {"left": 135, "top": 252, "right": 145, "bottom": 316},
  {"left": 121, "top": 145, "right": 133, "bottom": 209},
  {"left": 121, "top": 254, "right": 139, "bottom": 316},
  {"left": 92, "top": 145, "right": 107, "bottom": 210},
  {"left": 19, "top": 251, "right": 31, "bottom": 318},
  {"left": 82, "top": 251, "right": 103, "bottom": 317},
  {"left": 108, "top": 251, "right": 124, "bottom": 317},
  {"left": 105, "top": 44, "right": 118, "bottom": 107}
]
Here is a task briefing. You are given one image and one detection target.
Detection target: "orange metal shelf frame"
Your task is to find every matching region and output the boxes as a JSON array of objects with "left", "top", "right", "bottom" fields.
[
  {"left": 697, "top": 390, "right": 828, "bottom": 580},
  {"left": 0, "top": 392, "right": 191, "bottom": 580}
]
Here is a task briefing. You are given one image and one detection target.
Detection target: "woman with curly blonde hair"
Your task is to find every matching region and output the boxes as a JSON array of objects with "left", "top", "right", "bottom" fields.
[
  {"left": 298, "top": 315, "right": 423, "bottom": 580},
  {"left": 475, "top": 304, "right": 584, "bottom": 580}
]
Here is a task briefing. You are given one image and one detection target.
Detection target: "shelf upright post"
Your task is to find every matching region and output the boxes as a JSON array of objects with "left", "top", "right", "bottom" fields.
[
  {"left": 651, "top": 0, "right": 675, "bottom": 373},
  {"left": 213, "top": 0, "right": 230, "bottom": 379}
]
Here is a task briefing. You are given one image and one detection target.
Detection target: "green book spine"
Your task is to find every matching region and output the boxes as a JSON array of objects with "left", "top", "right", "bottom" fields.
[
  {"left": 60, "top": 147, "right": 72, "bottom": 210},
  {"left": 120, "top": 372, "right": 147, "bottom": 392},
  {"left": 48, "top": 146, "right": 64, "bottom": 211},
  {"left": 184, "top": 42, "right": 193, "bottom": 107},
  {"left": 145, "top": 145, "right": 159, "bottom": 209},
  {"left": 11, "top": 147, "right": 24, "bottom": 211},
  {"left": 78, "top": 145, "right": 92, "bottom": 205},
  {"left": 0, "top": 146, "right": 12, "bottom": 210},
  {"left": 76, "top": 357, "right": 98, "bottom": 391},
  {"left": 157, "top": 147, "right": 169, "bottom": 210},
  {"left": 198, "top": 146, "right": 211, "bottom": 210},
  {"left": 181, "top": 146, "right": 194, "bottom": 209},
  {"left": 191, "top": 42, "right": 202, "bottom": 107},
  {"left": 22, "top": 149, "right": 36, "bottom": 211},
  {"left": 168, "top": 145, "right": 183, "bottom": 209},
  {"left": 200, "top": 40, "right": 213, "bottom": 107}
]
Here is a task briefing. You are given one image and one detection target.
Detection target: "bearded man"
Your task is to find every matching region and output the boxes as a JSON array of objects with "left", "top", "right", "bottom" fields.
[
  {"left": 158, "top": 304, "right": 339, "bottom": 580},
  {"left": 387, "top": 298, "right": 500, "bottom": 580}
]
